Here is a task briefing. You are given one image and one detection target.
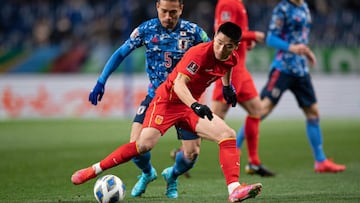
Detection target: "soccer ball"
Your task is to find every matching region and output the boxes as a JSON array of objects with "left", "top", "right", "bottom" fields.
[{"left": 93, "top": 174, "right": 126, "bottom": 203}]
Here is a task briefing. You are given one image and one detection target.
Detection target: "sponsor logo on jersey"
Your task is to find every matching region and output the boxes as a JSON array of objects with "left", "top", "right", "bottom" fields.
[
  {"left": 186, "top": 61, "right": 199, "bottom": 75},
  {"left": 155, "top": 115, "right": 163, "bottom": 125}
]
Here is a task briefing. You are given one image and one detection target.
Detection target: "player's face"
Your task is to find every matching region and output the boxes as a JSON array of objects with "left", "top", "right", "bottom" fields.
[
  {"left": 156, "top": 0, "right": 183, "bottom": 30},
  {"left": 213, "top": 32, "right": 238, "bottom": 61}
]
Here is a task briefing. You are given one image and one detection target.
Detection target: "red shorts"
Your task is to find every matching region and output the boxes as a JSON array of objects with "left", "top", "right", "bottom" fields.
[
  {"left": 142, "top": 96, "right": 200, "bottom": 135},
  {"left": 212, "top": 66, "right": 258, "bottom": 103}
]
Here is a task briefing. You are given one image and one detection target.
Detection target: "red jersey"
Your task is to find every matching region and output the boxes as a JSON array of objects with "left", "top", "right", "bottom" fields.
[
  {"left": 212, "top": 0, "right": 259, "bottom": 102},
  {"left": 156, "top": 41, "right": 237, "bottom": 102},
  {"left": 214, "top": 0, "right": 256, "bottom": 68}
]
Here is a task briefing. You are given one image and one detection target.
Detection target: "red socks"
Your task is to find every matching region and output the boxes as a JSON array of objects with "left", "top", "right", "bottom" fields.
[
  {"left": 100, "top": 141, "right": 140, "bottom": 170},
  {"left": 245, "top": 116, "right": 261, "bottom": 165},
  {"left": 219, "top": 139, "right": 239, "bottom": 185}
]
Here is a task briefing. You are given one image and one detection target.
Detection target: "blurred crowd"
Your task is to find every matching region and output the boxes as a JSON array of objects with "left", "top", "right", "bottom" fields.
[
  {"left": 1, "top": 0, "right": 359, "bottom": 50},
  {"left": 0, "top": 0, "right": 359, "bottom": 73}
]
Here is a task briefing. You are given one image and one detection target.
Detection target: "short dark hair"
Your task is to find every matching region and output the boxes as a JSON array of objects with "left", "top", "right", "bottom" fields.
[{"left": 217, "top": 22, "right": 242, "bottom": 43}]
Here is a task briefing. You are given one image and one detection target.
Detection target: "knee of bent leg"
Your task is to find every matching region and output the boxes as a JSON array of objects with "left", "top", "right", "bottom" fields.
[
  {"left": 136, "top": 142, "right": 154, "bottom": 154},
  {"left": 220, "top": 128, "right": 236, "bottom": 140},
  {"left": 183, "top": 147, "right": 200, "bottom": 161}
]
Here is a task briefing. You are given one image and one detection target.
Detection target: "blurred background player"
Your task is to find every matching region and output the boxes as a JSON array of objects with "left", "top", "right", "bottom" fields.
[
  {"left": 211, "top": 0, "right": 275, "bottom": 177},
  {"left": 237, "top": 0, "right": 345, "bottom": 173},
  {"left": 72, "top": 22, "right": 263, "bottom": 202},
  {"left": 87, "top": 0, "right": 210, "bottom": 198}
]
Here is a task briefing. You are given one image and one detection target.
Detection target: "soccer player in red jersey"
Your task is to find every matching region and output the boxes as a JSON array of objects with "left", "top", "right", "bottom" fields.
[
  {"left": 211, "top": 0, "right": 275, "bottom": 176},
  {"left": 72, "top": 22, "right": 262, "bottom": 202}
]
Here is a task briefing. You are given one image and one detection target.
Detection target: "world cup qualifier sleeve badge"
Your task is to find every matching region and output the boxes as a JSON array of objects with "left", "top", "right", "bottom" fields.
[{"left": 186, "top": 61, "right": 199, "bottom": 75}]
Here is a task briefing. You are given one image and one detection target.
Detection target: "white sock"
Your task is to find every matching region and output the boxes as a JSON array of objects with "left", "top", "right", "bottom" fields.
[
  {"left": 228, "top": 182, "right": 241, "bottom": 194},
  {"left": 92, "top": 162, "right": 103, "bottom": 175}
]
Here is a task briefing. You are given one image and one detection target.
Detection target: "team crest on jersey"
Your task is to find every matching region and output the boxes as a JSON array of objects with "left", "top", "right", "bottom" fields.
[
  {"left": 155, "top": 115, "right": 163, "bottom": 125},
  {"left": 130, "top": 28, "right": 139, "bottom": 39},
  {"left": 178, "top": 38, "right": 188, "bottom": 50},
  {"left": 221, "top": 11, "right": 231, "bottom": 21},
  {"left": 186, "top": 61, "right": 199, "bottom": 75}
]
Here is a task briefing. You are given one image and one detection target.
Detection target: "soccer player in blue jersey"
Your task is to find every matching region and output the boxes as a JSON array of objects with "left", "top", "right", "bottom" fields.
[
  {"left": 79, "top": 0, "right": 210, "bottom": 198},
  {"left": 237, "top": 0, "right": 346, "bottom": 173}
]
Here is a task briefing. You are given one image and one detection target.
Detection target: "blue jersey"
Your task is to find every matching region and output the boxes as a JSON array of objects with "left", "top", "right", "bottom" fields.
[
  {"left": 267, "top": 0, "right": 311, "bottom": 77},
  {"left": 98, "top": 18, "right": 210, "bottom": 97}
]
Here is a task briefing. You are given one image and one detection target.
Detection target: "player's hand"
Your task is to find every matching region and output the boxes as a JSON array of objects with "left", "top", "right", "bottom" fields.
[
  {"left": 89, "top": 81, "right": 105, "bottom": 105},
  {"left": 255, "top": 31, "right": 265, "bottom": 43},
  {"left": 222, "top": 85, "right": 237, "bottom": 107},
  {"left": 289, "top": 44, "right": 309, "bottom": 55},
  {"left": 305, "top": 49, "right": 317, "bottom": 67},
  {"left": 191, "top": 102, "right": 213, "bottom": 121}
]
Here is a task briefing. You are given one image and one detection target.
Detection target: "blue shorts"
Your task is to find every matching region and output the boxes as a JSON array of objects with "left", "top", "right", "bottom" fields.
[
  {"left": 133, "top": 95, "right": 199, "bottom": 140},
  {"left": 260, "top": 69, "right": 317, "bottom": 108}
]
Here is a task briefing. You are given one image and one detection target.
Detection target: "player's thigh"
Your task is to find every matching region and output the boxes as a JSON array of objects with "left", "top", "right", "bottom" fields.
[
  {"left": 130, "top": 122, "right": 142, "bottom": 142},
  {"left": 211, "top": 100, "right": 229, "bottom": 119},
  {"left": 235, "top": 72, "right": 259, "bottom": 103},
  {"left": 260, "top": 69, "right": 290, "bottom": 105},
  {"left": 195, "top": 115, "right": 236, "bottom": 142},
  {"left": 239, "top": 96, "right": 262, "bottom": 116},
  {"left": 131, "top": 95, "right": 152, "bottom": 141},
  {"left": 291, "top": 75, "right": 317, "bottom": 108},
  {"left": 136, "top": 127, "right": 162, "bottom": 153}
]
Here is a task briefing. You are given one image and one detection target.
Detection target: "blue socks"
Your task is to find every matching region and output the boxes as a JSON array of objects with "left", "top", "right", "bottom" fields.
[
  {"left": 236, "top": 126, "right": 245, "bottom": 148},
  {"left": 173, "top": 150, "right": 197, "bottom": 178},
  {"left": 306, "top": 118, "right": 326, "bottom": 162},
  {"left": 132, "top": 151, "right": 152, "bottom": 174}
]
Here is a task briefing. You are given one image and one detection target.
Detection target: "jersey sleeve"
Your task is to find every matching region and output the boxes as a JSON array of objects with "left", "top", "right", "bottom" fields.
[
  {"left": 241, "top": 31, "right": 256, "bottom": 42},
  {"left": 196, "top": 26, "right": 211, "bottom": 43},
  {"left": 98, "top": 26, "right": 144, "bottom": 84},
  {"left": 176, "top": 47, "right": 204, "bottom": 80},
  {"left": 267, "top": 5, "right": 285, "bottom": 38},
  {"left": 266, "top": 5, "right": 289, "bottom": 51}
]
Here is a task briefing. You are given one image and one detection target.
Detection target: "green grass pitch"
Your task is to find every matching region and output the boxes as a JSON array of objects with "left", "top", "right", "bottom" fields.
[{"left": 0, "top": 119, "right": 359, "bottom": 202}]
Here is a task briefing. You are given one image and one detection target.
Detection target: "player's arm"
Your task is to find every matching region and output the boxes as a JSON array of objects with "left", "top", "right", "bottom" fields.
[
  {"left": 89, "top": 26, "right": 143, "bottom": 105},
  {"left": 267, "top": 34, "right": 316, "bottom": 66},
  {"left": 221, "top": 68, "right": 232, "bottom": 86},
  {"left": 173, "top": 73, "right": 196, "bottom": 107},
  {"left": 174, "top": 72, "right": 214, "bottom": 120},
  {"left": 98, "top": 27, "right": 143, "bottom": 84},
  {"left": 221, "top": 68, "right": 237, "bottom": 107}
]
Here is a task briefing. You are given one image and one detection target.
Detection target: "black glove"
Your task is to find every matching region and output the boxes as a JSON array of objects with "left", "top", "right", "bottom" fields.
[
  {"left": 223, "top": 85, "right": 237, "bottom": 107},
  {"left": 191, "top": 102, "right": 213, "bottom": 121}
]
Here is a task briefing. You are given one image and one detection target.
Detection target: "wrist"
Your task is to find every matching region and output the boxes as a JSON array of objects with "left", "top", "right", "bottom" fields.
[{"left": 191, "top": 102, "right": 199, "bottom": 109}]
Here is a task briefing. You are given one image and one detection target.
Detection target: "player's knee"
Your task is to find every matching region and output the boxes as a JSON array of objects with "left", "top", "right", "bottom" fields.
[
  {"left": 220, "top": 128, "right": 236, "bottom": 139},
  {"left": 136, "top": 142, "right": 154, "bottom": 154},
  {"left": 184, "top": 149, "right": 199, "bottom": 161}
]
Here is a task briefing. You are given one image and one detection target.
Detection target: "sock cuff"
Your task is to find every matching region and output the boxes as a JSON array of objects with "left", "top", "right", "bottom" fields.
[{"left": 218, "top": 138, "right": 236, "bottom": 145}]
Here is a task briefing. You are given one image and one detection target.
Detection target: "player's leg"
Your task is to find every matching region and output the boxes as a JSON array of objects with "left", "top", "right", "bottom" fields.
[
  {"left": 162, "top": 130, "right": 201, "bottom": 198},
  {"left": 194, "top": 114, "right": 262, "bottom": 202},
  {"left": 130, "top": 96, "right": 158, "bottom": 197},
  {"left": 71, "top": 127, "right": 162, "bottom": 185},
  {"left": 238, "top": 96, "right": 275, "bottom": 177},
  {"left": 294, "top": 76, "right": 346, "bottom": 173}
]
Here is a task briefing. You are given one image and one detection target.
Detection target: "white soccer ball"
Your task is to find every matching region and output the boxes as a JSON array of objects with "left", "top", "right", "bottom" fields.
[{"left": 93, "top": 174, "right": 126, "bottom": 203}]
